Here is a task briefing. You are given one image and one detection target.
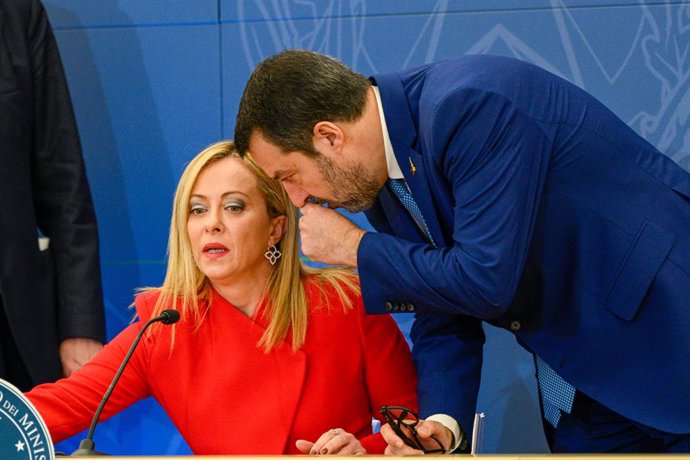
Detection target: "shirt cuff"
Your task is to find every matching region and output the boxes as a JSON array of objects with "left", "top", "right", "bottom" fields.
[{"left": 426, "top": 414, "right": 461, "bottom": 453}]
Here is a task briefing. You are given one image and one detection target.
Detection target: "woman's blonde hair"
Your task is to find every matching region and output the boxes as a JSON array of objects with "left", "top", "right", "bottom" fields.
[{"left": 147, "top": 140, "right": 358, "bottom": 351}]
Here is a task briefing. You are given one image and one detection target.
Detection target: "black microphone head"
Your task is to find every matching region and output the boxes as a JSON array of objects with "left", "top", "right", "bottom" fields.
[{"left": 160, "top": 309, "right": 180, "bottom": 325}]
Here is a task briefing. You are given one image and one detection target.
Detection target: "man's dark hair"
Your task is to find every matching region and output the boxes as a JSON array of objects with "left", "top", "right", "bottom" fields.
[{"left": 234, "top": 49, "right": 371, "bottom": 157}]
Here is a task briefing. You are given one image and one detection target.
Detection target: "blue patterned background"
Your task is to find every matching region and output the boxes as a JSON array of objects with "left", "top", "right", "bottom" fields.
[{"left": 42, "top": 0, "right": 690, "bottom": 454}]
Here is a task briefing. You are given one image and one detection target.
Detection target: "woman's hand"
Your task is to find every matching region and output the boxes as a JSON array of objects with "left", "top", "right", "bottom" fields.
[{"left": 296, "top": 428, "right": 367, "bottom": 455}]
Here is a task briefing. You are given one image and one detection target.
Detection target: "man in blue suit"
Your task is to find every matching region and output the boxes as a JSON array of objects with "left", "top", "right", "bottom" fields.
[{"left": 234, "top": 49, "right": 690, "bottom": 453}]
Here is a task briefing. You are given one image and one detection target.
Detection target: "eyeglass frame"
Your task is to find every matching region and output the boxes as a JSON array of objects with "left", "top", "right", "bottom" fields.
[{"left": 380, "top": 405, "right": 447, "bottom": 454}]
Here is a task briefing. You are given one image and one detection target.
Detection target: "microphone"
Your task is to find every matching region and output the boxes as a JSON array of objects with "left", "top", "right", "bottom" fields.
[{"left": 71, "top": 309, "right": 180, "bottom": 456}]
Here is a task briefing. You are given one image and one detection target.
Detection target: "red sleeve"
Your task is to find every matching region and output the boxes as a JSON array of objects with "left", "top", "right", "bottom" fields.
[
  {"left": 354, "top": 289, "right": 418, "bottom": 454},
  {"left": 25, "top": 293, "right": 157, "bottom": 443}
]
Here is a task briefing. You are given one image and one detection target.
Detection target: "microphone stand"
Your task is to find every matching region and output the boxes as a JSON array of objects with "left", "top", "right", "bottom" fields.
[{"left": 71, "top": 310, "right": 180, "bottom": 456}]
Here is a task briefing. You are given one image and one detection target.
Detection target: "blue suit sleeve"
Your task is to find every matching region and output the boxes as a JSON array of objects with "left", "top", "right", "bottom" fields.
[
  {"left": 411, "top": 310, "right": 484, "bottom": 438},
  {"left": 359, "top": 87, "right": 550, "bottom": 319}
]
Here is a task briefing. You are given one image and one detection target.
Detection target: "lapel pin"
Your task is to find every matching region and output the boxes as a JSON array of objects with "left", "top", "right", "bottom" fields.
[{"left": 408, "top": 157, "right": 417, "bottom": 175}]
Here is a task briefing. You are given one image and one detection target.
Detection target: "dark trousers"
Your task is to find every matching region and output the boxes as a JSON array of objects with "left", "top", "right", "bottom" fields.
[
  {"left": 544, "top": 392, "right": 690, "bottom": 453},
  {"left": 0, "top": 296, "right": 34, "bottom": 391}
]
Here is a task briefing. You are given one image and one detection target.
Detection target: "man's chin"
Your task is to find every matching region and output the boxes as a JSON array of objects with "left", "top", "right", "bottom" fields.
[
  {"left": 341, "top": 200, "right": 376, "bottom": 214},
  {"left": 321, "top": 191, "right": 377, "bottom": 213}
]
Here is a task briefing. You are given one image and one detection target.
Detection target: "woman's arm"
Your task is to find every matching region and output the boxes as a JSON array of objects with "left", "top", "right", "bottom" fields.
[
  {"left": 25, "top": 321, "right": 151, "bottom": 443},
  {"left": 357, "top": 296, "right": 418, "bottom": 453}
]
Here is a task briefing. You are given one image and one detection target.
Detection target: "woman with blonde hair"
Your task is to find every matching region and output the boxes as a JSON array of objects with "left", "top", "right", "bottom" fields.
[{"left": 26, "top": 140, "right": 417, "bottom": 455}]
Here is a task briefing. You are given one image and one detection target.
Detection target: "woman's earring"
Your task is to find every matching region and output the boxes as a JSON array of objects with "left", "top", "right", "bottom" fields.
[{"left": 265, "top": 244, "right": 282, "bottom": 265}]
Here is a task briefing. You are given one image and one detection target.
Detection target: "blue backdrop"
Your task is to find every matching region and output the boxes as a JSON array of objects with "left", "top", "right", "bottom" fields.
[{"left": 42, "top": 0, "right": 690, "bottom": 455}]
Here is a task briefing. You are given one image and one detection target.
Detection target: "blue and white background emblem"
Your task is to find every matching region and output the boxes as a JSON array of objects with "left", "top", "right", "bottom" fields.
[{"left": 0, "top": 378, "right": 54, "bottom": 460}]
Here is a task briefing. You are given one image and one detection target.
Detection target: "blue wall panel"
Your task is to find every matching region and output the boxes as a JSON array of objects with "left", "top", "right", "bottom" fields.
[
  {"left": 54, "top": 25, "right": 222, "bottom": 265},
  {"left": 34, "top": 0, "right": 690, "bottom": 455},
  {"left": 44, "top": 0, "right": 217, "bottom": 28},
  {"left": 220, "top": 0, "right": 687, "bottom": 22}
]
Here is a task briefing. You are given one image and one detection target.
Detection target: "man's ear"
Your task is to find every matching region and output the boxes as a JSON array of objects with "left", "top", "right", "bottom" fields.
[{"left": 312, "top": 121, "right": 344, "bottom": 154}]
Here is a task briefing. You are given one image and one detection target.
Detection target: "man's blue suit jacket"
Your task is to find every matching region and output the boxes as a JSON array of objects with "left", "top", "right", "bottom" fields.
[{"left": 358, "top": 55, "right": 690, "bottom": 435}]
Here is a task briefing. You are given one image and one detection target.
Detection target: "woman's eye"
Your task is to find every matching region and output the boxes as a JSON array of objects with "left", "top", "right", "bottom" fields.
[
  {"left": 189, "top": 204, "right": 206, "bottom": 215},
  {"left": 225, "top": 201, "right": 244, "bottom": 213}
]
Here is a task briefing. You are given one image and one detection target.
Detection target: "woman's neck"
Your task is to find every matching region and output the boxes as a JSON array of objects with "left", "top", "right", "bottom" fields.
[{"left": 210, "top": 269, "right": 270, "bottom": 317}]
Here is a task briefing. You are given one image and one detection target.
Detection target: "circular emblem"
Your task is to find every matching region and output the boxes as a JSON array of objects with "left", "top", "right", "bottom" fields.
[{"left": 0, "top": 378, "right": 54, "bottom": 460}]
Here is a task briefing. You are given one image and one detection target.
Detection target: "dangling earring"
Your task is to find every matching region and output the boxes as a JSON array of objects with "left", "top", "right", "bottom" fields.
[{"left": 265, "top": 244, "right": 282, "bottom": 265}]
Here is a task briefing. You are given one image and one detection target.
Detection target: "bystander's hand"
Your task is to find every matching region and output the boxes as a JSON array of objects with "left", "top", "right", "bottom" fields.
[{"left": 59, "top": 337, "right": 103, "bottom": 377}]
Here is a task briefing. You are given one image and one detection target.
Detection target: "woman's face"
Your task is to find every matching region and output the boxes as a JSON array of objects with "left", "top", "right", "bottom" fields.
[{"left": 187, "top": 157, "right": 283, "bottom": 289}]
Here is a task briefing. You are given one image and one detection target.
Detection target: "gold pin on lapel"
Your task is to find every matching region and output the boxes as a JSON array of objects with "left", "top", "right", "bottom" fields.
[{"left": 408, "top": 157, "right": 417, "bottom": 175}]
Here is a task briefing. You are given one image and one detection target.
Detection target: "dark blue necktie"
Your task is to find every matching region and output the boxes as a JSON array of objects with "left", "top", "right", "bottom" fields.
[
  {"left": 387, "top": 179, "right": 436, "bottom": 246},
  {"left": 535, "top": 356, "right": 576, "bottom": 427}
]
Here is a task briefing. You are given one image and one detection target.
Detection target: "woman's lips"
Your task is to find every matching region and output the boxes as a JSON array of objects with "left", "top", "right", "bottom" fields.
[{"left": 203, "top": 242, "right": 229, "bottom": 258}]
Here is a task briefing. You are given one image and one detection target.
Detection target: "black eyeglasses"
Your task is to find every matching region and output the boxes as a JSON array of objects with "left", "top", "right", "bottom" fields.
[{"left": 380, "top": 406, "right": 446, "bottom": 454}]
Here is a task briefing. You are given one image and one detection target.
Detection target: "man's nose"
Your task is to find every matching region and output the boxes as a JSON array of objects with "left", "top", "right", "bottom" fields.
[{"left": 282, "top": 182, "right": 310, "bottom": 207}]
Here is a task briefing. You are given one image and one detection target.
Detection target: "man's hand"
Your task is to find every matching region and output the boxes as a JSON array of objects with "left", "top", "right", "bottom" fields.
[
  {"left": 299, "top": 203, "right": 365, "bottom": 267},
  {"left": 59, "top": 337, "right": 103, "bottom": 377},
  {"left": 296, "top": 428, "right": 366, "bottom": 455},
  {"left": 381, "top": 419, "right": 454, "bottom": 455}
]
